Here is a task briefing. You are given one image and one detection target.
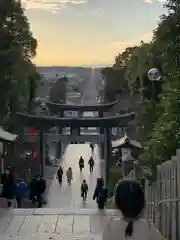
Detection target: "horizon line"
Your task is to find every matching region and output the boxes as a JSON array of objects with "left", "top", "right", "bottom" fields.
[{"left": 36, "top": 64, "right": 111, "bottom": 68}]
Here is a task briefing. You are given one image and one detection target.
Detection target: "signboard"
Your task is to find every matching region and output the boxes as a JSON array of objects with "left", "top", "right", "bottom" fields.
[{"left": 64, "top": 111, "right": 78, "bottom": 118}]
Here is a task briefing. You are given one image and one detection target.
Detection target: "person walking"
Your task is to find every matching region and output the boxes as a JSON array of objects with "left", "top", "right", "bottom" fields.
[
  {"left": 36, "top": 175, "right": 46, "bottom": 208},
  {"left": 90, "top": 143, "right": 94, "bottom": 153},
  {"left": 81, "top": 180, "right": 88, "bottom": 200},
  {"left": 66, "top": 167, "right": 73, "bottom": 185},
  {"left": 15, "top": 179, "right": 28, "bottom": 208},
  {"left": 57, "top": 166, "right": 63, "bottom": 185},
  {"left": 29, "top": 177, "right": 37, "bottom": 204},
  {"left": 93, "top": 178, "right": 107, "bottom": 209},
  {"left": 88, "top": 156, "right": 94, "bottom": 173},
  {"left": 1, "top": 168, "right": 15, "bottom": 208},
  {"left": 103, "top": 180, "right": 164, "bottom": 240},
  {"left": 79, "top": 156, "right": 84, "bottom": 172}
]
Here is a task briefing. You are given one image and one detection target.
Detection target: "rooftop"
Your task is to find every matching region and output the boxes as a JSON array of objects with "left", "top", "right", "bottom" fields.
[{"left": 0, "top": 127, "right": 17, "bottom": 142}]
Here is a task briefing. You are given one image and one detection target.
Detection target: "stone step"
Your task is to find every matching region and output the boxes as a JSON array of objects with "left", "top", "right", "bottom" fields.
[
  {"left": 0, "top": 233, "right": 101, "bottom": 240},
  {"left": 0, "top": 208, "right": 119, "bottom": 238}
]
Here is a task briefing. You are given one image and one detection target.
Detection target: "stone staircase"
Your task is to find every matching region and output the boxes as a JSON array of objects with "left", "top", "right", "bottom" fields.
[{"left": 0, "top": 208, "right": 120, "bottom": 240}]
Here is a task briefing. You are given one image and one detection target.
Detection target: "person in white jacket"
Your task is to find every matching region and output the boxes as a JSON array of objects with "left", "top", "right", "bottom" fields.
[{"left": 103, "top": 180, "right": 165, "bottom": 240}]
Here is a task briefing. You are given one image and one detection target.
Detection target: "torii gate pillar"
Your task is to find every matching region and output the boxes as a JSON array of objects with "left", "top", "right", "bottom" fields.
[
  {"left": 56, "top": 110, "right": 64, "bottom": 159},
  {"left": 99, "top": 110, "right": 104, "bottom": 158}
]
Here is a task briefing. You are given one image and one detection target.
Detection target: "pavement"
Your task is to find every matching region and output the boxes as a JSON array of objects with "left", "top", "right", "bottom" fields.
[
  {"left": 46, "top": 144, "right": 102, "bottom": 209},
  {"left": 45, "top": 69, "right": 103, "bottom": 209},
  {"left": 0, "top": 208, "right": 120, "bottom": 239}
]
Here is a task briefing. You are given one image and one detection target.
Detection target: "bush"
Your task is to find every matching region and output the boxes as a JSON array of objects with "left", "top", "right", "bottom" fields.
[{"left": 108, "top": 166, "right": 121, "bottom": 195}]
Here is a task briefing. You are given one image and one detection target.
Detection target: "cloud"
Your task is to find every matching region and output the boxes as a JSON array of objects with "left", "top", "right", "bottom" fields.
[
  {"left": 22, "top": 0, "right": 87, "bottom": 12},
  {"left": 144, "top": 0, "right": 152, "bottom": 3},
  {"left": 144, "top": 0, "right": 166, "bottom": 3}
]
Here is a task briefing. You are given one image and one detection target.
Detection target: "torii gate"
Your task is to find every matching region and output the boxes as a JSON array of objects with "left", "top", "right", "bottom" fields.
[
  {"left": 17, "top": 111, "right": 134, "bottom": 187},
  {"left": 46, "top": 100, "right": 119, "bottom": 157},
  {"left": 46, "top": 100, "right": 118, "bottom": 117}
]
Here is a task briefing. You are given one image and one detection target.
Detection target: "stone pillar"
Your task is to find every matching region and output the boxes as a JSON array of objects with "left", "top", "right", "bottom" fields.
[
  {"left": 39, "top": 125, "right": 44, "bottom": 177},
  {"left": 99, "top": 111, "right": 104, "bottom": 158},
  {"left": 79, "top": 110, "right": 83, "bottom": 118},
  {"left": 104, "top": 127, "right": 111, "bottom": 189},
  {"left": 70, "top": 127, "right": 80, "bottom": 143},
  {"left": 56, "top": 110, "right": 64, "bottom": 159}
]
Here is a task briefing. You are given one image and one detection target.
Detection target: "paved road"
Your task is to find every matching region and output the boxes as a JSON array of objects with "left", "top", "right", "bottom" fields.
[
  {"left": 46, "top": 144, "right": 101, "bottom": 209},
  {"left": 82, "top": 69, "right": 98, "bottom": 105},
  {"left": 46, "top": 69, "right": 103, "bottom": 209}
]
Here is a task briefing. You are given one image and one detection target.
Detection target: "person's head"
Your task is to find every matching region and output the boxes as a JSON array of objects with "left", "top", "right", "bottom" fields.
[
  {"left": 114, "top": 180, "right": 145, "bottom": 237},
  {"left": 69, "top": 167, "right": 72, "bottom": 171},
  {"left": 83, "top": 179, "right": 86, "bottom": 183}
]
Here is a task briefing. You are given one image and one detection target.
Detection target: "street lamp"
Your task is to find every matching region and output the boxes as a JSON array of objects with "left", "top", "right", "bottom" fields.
[
  {"left": 148, "top": 68, "right": 161, "bottom": 82},
  {"left": 148, "top": 68, "right": 162, "bottom": 104}
]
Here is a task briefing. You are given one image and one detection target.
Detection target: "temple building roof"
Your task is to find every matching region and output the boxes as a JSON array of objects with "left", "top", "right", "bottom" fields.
[
  {"left": 112, "top": 134, "right": 142, "bottom": 149},
  {"left": 0, "top": 127, "right": 17, "bottom": 142}
]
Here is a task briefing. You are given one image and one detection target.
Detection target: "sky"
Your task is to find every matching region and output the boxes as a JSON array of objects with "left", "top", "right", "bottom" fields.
[{"left": 22, "top": 0, "right": 166, "bottom": 66}]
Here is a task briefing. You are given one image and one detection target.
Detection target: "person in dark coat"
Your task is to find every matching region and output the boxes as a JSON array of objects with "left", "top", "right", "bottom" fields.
[
  {"left": 57, "top": 166, "right": 63, "bottom": 185},
  {"left": 88, "top": 156, "right": 95, "bottom": 173},
  {"left": 93, "top": 178, "right": 102, "bottom": 202},
  {"left": 36, "top": 175, "right": 46, "bottom": 208},
  {"left": 93, "top": 178, "right": 107, "bottom": 209},
  {"left": 1, "top": 168, "right": 15, "bottom": 208},
  {"left": 90, "top": 143, "right": 94, "bottom": 153},
  {"left": 29, "top": 177, "right": 37, "bottom": 204},
  {"left": 81, "top": 180, "right": 88, "bottom": 200},
  {"left": 79, "top": 156, "right": 84, "bottom": 172},
  {"left": 15, "top": 179, "right": 28, "bottom": 208}
]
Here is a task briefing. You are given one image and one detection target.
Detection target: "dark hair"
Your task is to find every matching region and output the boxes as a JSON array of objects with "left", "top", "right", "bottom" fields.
[{"left": 114, "top": 180, "right": 145, "bottom": 237}]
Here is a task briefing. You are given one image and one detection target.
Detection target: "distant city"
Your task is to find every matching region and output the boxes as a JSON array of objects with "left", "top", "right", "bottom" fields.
[{"left": 36, "top": 66, "right": 102, "bottom": 80}]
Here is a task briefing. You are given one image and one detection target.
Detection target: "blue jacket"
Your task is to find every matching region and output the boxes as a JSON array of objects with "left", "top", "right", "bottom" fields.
[{"left": 15, "top": 182, "right": 28, "bottom": 199}]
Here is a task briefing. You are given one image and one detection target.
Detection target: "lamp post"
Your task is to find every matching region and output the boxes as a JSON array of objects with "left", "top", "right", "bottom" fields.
[{"left": 147, "top": 68, "right": 162, "bottom": 106}]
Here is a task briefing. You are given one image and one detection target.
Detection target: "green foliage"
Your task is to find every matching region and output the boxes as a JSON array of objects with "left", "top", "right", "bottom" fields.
[
  {"left": 101, "top": 67, "right": 126, "bottom": 102},
  {"left": 49, "top": 77, "right": 67, "bottom": 104},
  {"left": 0, "top": 0, "right": 40, "bottom": 131},
  {"left": 102, "top": 0, "right": 180, "bottom": 177},
  {"left": 108, "top": 166, "right": 121, "bottom": 194}
]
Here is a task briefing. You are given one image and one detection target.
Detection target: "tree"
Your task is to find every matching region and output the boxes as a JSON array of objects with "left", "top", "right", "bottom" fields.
[
  {"left": 101, "top": 67, "right": 127, "bottom": 102},
  {"left": 49, "top": 77, "right": 68, "bottom": 104},
  {"left": 138, "top": 0, "right": 180, "bottom": 177},
  {"left": 101, "top": 0, "right": 180, "bottom": 178},
  {"left": 0, "top": 0, "right": 39, "bottom": 130}
]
